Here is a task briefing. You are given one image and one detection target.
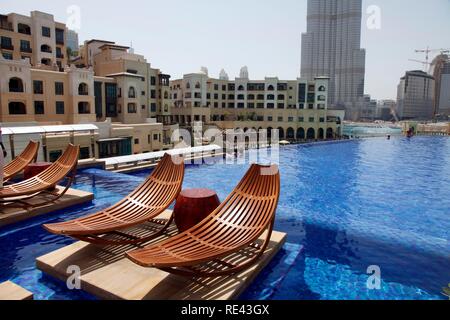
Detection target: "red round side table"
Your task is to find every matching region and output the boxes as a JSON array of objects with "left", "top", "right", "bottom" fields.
[{"left": 173, "top": 188, "right": 220, "bottom": 233}]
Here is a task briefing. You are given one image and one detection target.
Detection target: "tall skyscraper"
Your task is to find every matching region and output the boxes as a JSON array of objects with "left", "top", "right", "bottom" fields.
[
  {"left": 301, "top": 0, "right": 366, "bottom": 120},
  {"left": 396, "top": 70, "right": 434, "bottom": 120}
]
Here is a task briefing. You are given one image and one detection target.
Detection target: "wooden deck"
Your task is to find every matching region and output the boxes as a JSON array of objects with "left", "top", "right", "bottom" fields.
[
  {"left": 0, "top": 281, "right": 33, "bottom": 300},
  {"left": 0, "top": 187, "right": 93, "bottom": 228},
  {"left": 36, "top": 211, "right": 286, "bottom": 300}
]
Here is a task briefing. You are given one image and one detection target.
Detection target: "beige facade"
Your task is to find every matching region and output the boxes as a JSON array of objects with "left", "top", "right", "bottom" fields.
[
  {"left": 170, "top": 71, "right": 344, "bottom": 140},
  {"left": 0, "top": 11, "right": 68, "bottom": 70},
  {"left": 0, "top": 11, "right": 177, "bottom": 159}
]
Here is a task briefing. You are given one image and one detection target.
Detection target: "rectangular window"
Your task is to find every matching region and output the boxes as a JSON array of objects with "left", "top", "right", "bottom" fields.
[
  {"left": 79, "top": 147, "right": 90, "bottom": 160},
  {"left": 278, "top": 116, "right": 283, "bottom": 122},
  {"left": 34, "top": 101, "right": 44, "bottom": 114},
  {"left": 153, "top": 134, "right": 158, "bottom": 141},
  {"left": 319, "top": 117, "right": 325, "bottom": 123},
  {"left": 151, "top": 90, "right": 156, "bottom": 99},
  {"left": 55, "top": 82, "right": 64, "bottom": 95},
  {"left": 298, "top": 83, "right": 306, "bottom": 103},
  {"left": 56, "top": 101, "right": 65, "bottom": 114},
  {"left": 134, "top": 139, "right": 139, "bottom": 145},
  {"left": 55, "top": 28, "right": 64, "bottom": 44},
  {"left": 20, "top": 40, "right": 31, "bottom": 52},
  {"left": 1, "top": 36, "right": 13, "bottom": 49},
  {"left": 56, "top": 47, "right": 63, "bottom": 59},
  {"left": 150, "top": 77, "right": 156, "bottom": 86},
  {"left": 34, "top": 80, "right": 43, "bottom": 94},
  {"left": 268, "top": 116, "right": 273, "bottom": 121},
  {"left": 94, "top": 81, "right": 103, "bottom": 118},
  {"left": 288, "top": 117, "right": 294, "bottom": 122},
  {"left": 309, "top": 117, "right": 315, "bottom": 122},
  {"left": 105, "top": 83, "right": 118, "bottom": 117},
  {"left": 42, "top": 26, "right": 51, "bottom": 37},
  {"left": 150, "top": 103, "right": 157, "bottom": 112},
  {"left": 298, "top": 117, "right": 304, "bottom": 122}
]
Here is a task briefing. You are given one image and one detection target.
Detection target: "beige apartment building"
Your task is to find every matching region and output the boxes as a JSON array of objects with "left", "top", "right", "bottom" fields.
[
  {"left": 170, "top": 68, "right": 345, "bottom": 141},
  {"left": 0, "top": 11, "right": 177, "bottom": 160},
  {"left": 0, "top": 11, "right": 68, "bottom": 70}
]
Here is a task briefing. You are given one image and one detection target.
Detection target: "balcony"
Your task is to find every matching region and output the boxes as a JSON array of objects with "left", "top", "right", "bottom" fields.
[
  {"left": 1, "top": 43, "right": 14, "bottom": 50},
  {"left": 20, "top": 47, "right": 32, "bottom": 53}
]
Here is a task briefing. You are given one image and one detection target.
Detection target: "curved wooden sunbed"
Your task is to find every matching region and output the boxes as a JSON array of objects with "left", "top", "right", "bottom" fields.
[
  {"left": 126, "top": 163, "right": 280, "bottom": 277},
  {"left": 3, "top": 141, "right": 40, "bottom": 182},
  {"left": 0, "top": 144, "right": 79, "bottom": 208},
  {"left": 43, "top": 153, "right": 185, "bottom": 245}
]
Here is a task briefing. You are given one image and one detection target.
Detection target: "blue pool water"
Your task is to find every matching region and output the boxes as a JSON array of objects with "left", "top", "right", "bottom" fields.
[{"left": 0, "top": 136, "right": 448, "bottom": 300}]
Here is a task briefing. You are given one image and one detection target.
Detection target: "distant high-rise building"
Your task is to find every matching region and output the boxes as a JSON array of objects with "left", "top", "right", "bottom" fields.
[
  {"left": 429, "top": 54, "right": 450, "bottom": 118},
  {"left": 396, "top": 70, "right": 434, "bottom": 120},
  {"left": 66, "top": 29, "right": 79, "bottom": 55},
  {"left": 300, "top": 0, "right": 366, "bottom": 120}
]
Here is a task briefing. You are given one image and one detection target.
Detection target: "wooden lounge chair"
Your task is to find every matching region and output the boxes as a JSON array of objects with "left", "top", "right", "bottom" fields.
[
  {"left": 43, "top": 153, "right": 185, "bottom": 245},
  {"left": 3, "top": 141, "right": 40, "bottom": 182},
  {"left": 0, "top": 144, "right": 79, "bottom": 208},
  {"left": 126, "top": 163, "right": 280, "bottom": 277}
]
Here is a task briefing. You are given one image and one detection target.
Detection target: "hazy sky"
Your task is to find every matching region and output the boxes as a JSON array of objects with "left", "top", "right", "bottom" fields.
[{"left": 2, "top": 0, "right": 449, "bottom": 100}]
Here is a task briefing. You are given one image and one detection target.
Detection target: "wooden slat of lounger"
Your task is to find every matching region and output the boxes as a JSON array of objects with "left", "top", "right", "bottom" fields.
[
  {"left": 0, "top": 144, "right": 79, "bottom": 199},
  {"left": 3, "top": 141, "right": 39, "bottom": 181},
  {"left": 43, "top": 153, "right": 184, "bottom": 236},
  {"left": 126, "top": 163, "right": 280, "bottom": 268}
]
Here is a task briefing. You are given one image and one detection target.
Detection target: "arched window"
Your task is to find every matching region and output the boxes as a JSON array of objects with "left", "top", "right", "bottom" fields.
[
  {"left": 195, "top": 82, "right": 201, "bottom": 89},
  {"left": 287, "top": 128, "right": 295, "bottom": 140},
  {"left": 78, "top": 102, "right": 90, "bottom": 114},
  {"left": 128, "top": 86, "right": 136, "bottom": 98},
  {"left": 267, "top": 85, "right": 274, "bottom": 91},
  {"left": 326, "top": 128, "right": 334, "bottom": 139},
  {"left": 186, "top": 82, "right": 191, "bottom": 89},
  {"left": 8, "top": 102, "right": 27, "bottom": 114},
  {"left": 9, "top": 77, "right": 24, "bottom": 92},
  {"left": 277, "top": 127, "right": 285, "bottom": 139},
  {"left": 78, "top": 83, "right": 88, "bottom": 95},
  {"left": 297, "top": 128, "right": 305, "bottom": 140},
  {"left": 18, "top": 23, "right": 31, "bottom": 35},
  {"left": 164, "top": 91, "right": 169, "bottom": 99},
  {"left": 318, "top": 85, "right": 326, "bottom": 92},
  {"left": 318, "top": 128, "right": 324, "bottom": 139},
  {"left": 41, "top": 44, "right": 52, "bottom": 53},
  {"left": 307, "top": 128, "right": 315, "bottom": 140},
  {"left": 277, "top": 94, "right": 285, "bottom": 100},
  {"left": 238, "top": 85, "right": 245, "bottom": 91}
]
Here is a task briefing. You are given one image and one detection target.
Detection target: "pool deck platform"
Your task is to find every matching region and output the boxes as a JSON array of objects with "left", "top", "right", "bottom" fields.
[
  {"left": 0, "top": 281, "right": 33, "bottom": 300},
  {"left": 0, "top": 187, "right": 94, "bottom": 228},
  {"left": 36, "top": 210, "right": 286, "bottom": 300}
]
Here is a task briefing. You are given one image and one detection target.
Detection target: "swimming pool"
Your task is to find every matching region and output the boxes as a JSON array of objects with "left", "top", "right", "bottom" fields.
[{"left": 0, "top": 136, "right": 448, "bottom": 300}]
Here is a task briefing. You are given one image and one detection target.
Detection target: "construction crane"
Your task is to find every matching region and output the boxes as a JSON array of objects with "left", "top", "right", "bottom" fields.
[
  {"left": 408, "top": 59, "right": 431, "bottom": 72},
  {"left": 415, "top": 47, "right": 450, "bottom": 66}
]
